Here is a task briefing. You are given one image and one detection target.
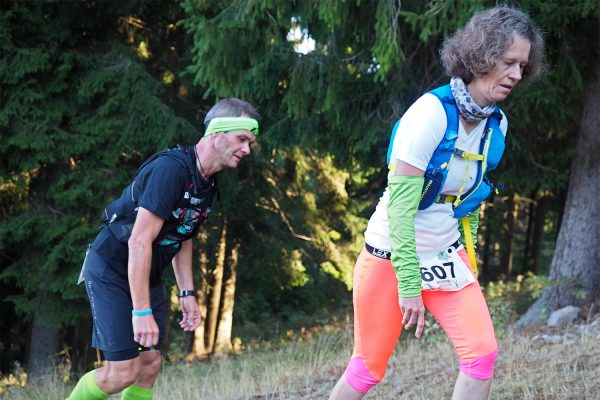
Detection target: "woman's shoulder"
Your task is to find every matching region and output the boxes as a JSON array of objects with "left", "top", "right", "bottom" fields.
[
  {"left": 403, "top": 92, "right": 446, "bottom": 118},
  {"left": 408, "top": 92, "right": 446, "bottom": 112},
  {"left": 400, "top": 92, "right": 448, "bottom": 132}
]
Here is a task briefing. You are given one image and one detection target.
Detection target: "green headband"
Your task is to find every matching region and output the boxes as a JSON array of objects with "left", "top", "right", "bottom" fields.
[{"left": 204, "top": 116, "right": 260, "bottom": 137}]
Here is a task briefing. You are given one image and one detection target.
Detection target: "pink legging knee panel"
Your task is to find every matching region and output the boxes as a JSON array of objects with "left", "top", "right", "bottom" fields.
[
  {"left": 344, "top": 247, "right": 498, "bottom": 391},
  {"left": 343, "top": 356, "right": 380, "bottom": 393},
  {"left": 459, "top": 349, "right": 498, "bottom": 379}
]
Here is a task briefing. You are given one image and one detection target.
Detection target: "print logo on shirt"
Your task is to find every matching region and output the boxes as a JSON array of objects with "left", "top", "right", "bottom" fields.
[
  {"left": 190, "top": 196, "right": 206, "bottom": 206},
  {"left": 161, "top": 206, "right": 205, "bottom": 247}
]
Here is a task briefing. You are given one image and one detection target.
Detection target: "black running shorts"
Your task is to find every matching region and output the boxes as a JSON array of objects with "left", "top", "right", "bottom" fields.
[{"left": 82, "top": 248, "right": 167, "bottom": 361}]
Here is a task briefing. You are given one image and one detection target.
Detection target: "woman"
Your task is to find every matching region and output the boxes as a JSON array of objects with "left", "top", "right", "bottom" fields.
[{"left": 329, "top": 6, "right": 545, "bottom": 400}]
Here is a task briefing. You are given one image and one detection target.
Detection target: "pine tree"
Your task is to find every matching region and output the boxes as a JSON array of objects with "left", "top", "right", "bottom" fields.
[
  {"left": 518, "top": 5, "right": 600, "bottom": 324},
  {"left": 0, "top": 0, "right": 198, "bottom": 373}
]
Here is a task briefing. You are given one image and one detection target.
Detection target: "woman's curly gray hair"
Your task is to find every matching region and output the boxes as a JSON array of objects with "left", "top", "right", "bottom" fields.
[{"left": 441, "top": 6, "right": 546, "bottom": 83}]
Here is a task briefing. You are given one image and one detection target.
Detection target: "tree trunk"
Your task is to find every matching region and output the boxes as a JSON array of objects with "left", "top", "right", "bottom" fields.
[
  {"left": 481, "top": 201, "right": 494, "bottom": 278},
  {"left": 528, "top": 195, "right": 550, "bottom": 275},
  {"left": 214, "top": 239, "right": 240, "bottom": 356},
  {"left": 27, "top": 289, "right": 59, "bottom": 377},
  {"left": 499, "top": 194, "right": 517, "bottom": 279},
  {"left": 68, "top": 316, "right": 95, "bottom": 371},
  {"left": 205, "top": 220, "right": 227, "bottom": 354},
  {"left": 192, "top": 229, "right": 210, "bottom": 358},
  {"left": 519, "top": 29, "right": 600, "bottom": 326},
  {"left": 521, "top": 193, "right": 536, "bottom": 273}
]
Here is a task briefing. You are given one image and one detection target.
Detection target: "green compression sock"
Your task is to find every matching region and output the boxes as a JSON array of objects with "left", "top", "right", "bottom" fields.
[
  {"left": 66, "top": 369, "right": 108, "bottom": 400},
  {"left": 121, "top": 384, "right": 154, "bottom": 400}
]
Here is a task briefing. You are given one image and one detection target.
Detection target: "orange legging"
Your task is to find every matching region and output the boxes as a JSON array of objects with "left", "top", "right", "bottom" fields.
[{"left": 344, "top": 246, "right": 498, "bottom": 392}]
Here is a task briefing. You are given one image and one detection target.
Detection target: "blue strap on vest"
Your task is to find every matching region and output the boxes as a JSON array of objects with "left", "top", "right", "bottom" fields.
[
  {"left": 386, "top": 84, "right": 505, "bottom": 218},
  {"left": 386, "top": 120, "right": 401, "bottom": 166},
  {"left": 418, "top": 85, "right": 460, "bottom": 210},
  {"left": 452, "top": 107, "right": 504, "bottom": 218}
]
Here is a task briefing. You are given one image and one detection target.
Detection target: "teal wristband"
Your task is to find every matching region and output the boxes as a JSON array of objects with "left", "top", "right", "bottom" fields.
[{"left": 131, "top": 308, "right": 152, "bottom": 316}]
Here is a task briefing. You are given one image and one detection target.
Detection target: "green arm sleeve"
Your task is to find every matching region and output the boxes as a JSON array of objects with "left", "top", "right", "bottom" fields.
[
  {"left": 387, "top": 175, "right": 424, "bottom": 298},
  {"left": 458, "top": 209, "right": 480, "bottom": 249}
]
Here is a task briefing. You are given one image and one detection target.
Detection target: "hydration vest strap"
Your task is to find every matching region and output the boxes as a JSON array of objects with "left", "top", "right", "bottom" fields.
[
  {"left": 453, "top": 148, "right": 484, "bottom": 161},
  {"left": 436, "top": 194, "right": 456, "bottom": 204},
  {"left": 453, "top": 127, "right": 495, "bottom": 209},
  {"left": 455, "top": 158, "right": 472, "bottom": 205},
  {"left": 387, "top": 120, "right": 401, "bottom": 167},
  {"left": 453, "top": 127, "right": 494, "bottom": 208},
  {"left": 461, "top": 217, "right": 478, "bottom": 274}
]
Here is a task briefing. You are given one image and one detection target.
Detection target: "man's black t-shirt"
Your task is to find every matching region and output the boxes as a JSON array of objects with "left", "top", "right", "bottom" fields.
[{"left": 91, "top": 147, "right": 214, "bottom": 284}]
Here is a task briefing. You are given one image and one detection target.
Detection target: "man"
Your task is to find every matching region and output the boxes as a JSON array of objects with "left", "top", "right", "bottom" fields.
[{"left": 67, "top": 98, "right": 260, "bottom": 400}]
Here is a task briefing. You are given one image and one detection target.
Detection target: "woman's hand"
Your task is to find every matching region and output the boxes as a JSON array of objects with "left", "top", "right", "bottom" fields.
[{"left": 399, "top": 295, "right": 426, "bottom": 337}]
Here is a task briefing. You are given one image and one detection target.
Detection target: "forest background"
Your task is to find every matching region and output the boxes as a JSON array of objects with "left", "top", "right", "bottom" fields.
[{"left": 1, "top": 0, "right": 599, "bottom": 386}]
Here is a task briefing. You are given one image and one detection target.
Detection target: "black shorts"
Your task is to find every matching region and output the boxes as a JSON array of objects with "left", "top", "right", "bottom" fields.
[{"left": 82, "top": 248, "right": 167, "bottom": 361}]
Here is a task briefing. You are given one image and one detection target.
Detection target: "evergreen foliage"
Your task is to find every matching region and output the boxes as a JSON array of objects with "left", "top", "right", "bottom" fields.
[
  {"left": 1, "top": 0, "right": 598, "bottom": 373},
  {"left": 0, "top": 0, "right": 198, "bottom": 370}
]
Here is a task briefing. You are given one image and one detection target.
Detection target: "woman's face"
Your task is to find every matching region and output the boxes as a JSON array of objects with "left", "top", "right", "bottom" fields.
[{"left": 468, "top": 35, "right": 531, "bottom": 106}]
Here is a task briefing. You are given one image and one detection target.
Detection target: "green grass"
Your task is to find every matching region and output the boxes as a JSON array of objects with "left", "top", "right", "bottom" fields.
[{"left": 3, "top": 315, "right": 599, "bottom": 399}]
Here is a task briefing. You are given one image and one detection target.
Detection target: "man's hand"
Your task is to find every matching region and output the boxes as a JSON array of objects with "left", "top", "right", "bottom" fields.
[
  {"left": 399, "top": 295, "right": 426, "bottom": 338},
  {"left": 179, "top": 296, "right": 202, "bottom": 331},
  {"left": 132, "top": 314, "right": 160, "bottom": 348}
]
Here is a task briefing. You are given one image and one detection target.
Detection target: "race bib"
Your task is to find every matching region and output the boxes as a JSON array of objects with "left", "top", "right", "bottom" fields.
[{"left": 419, "top": 245, "right": 475, "bottom": 291}]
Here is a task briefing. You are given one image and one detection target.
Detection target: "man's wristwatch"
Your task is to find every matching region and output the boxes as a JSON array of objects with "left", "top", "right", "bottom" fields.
[{"left": 178, "top": 290, "right": 195, "bottom": 298}]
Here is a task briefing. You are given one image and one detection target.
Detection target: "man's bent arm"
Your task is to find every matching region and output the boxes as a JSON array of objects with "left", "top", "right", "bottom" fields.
[
  {"left": 128, "top": 207, "right": 164, "bottom": 310},
  {"left": 172, "top": 239, "right": 202, "bottom": 331},
  {"left": 128, "top": 207, "right": 164, "bottom": 347},
  {"left": 172, "top": 239, "right": 194, "bottom": 292}
]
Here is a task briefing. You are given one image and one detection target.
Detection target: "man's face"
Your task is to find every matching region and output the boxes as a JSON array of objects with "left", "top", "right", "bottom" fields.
[{"left": 214, "top": 129, "right": 257, "bottom": 169}]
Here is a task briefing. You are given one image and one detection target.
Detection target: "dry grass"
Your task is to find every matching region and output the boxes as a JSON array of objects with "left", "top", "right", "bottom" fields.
[
  {"left": 359, "top": 321, "right": 600, "bottom": 400},
  {"left": 2, "top": 318, "right": 600, "bottom": 399}
]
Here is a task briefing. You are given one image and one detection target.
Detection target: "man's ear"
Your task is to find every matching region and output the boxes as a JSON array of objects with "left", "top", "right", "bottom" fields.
[{"left": 210, "top": 132, "right": 224, "bottom": 144}]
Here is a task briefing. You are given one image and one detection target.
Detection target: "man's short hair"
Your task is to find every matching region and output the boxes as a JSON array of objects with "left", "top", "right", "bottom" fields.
[{"left": 204, "top": 98, "right": 261, "bottom": 127}]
